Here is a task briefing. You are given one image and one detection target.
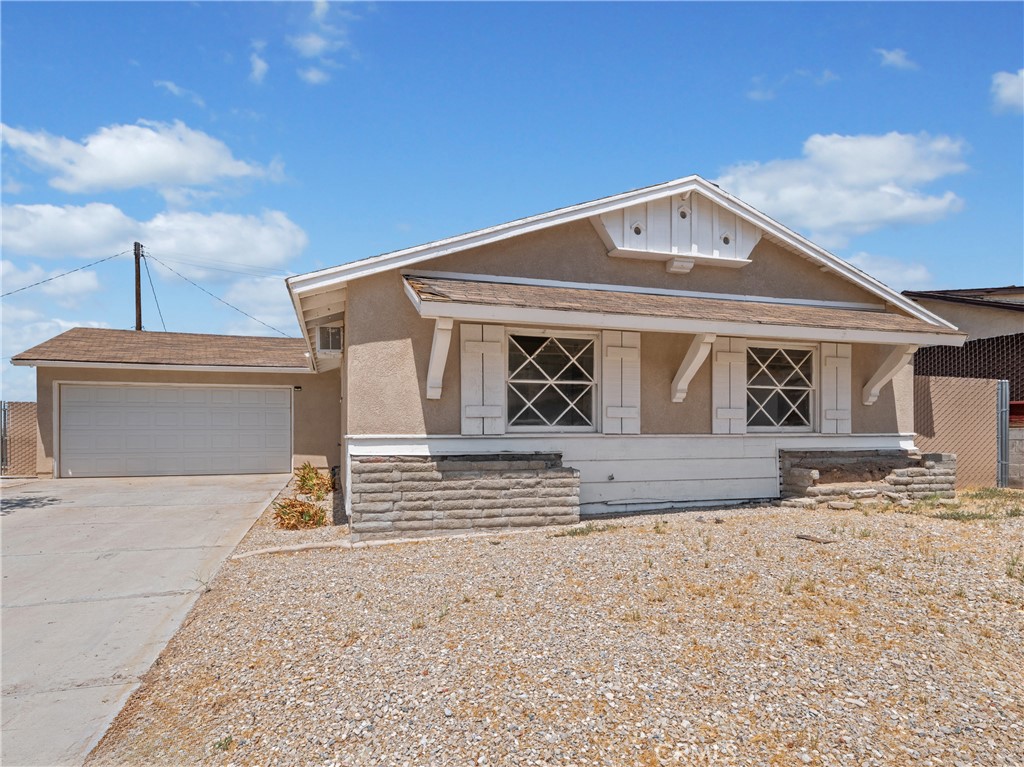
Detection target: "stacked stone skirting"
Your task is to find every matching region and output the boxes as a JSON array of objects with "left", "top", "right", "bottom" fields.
[
  {"left": 348, "top": 453, "right": 580, "bottom": 542},
  {"left": 779, "top": 450, "right": 957, "bottom": 508}
]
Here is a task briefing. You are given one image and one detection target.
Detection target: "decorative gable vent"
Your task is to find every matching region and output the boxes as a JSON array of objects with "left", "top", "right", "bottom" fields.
[{"left": 592, "top": 191, "right": 762, "bottom": 274}]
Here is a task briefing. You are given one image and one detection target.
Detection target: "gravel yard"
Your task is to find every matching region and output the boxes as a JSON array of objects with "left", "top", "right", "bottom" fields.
[{"left": 87, "top": 492, "right": 1024, "bottom": 766}]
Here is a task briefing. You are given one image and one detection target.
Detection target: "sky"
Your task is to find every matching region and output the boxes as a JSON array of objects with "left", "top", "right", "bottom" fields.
[{"left": 2, "top": 1, "right": 1022, "bottom": 402}]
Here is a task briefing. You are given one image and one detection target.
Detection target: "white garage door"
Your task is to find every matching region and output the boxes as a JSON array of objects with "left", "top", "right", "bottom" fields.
[{"left": 59, "top": 384, "right": 292, "bottom": 478}]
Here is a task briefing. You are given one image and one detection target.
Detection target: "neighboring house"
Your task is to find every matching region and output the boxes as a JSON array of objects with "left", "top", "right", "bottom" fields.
[
  {"left": 13, "top": 176, "right": 966, "bottom": 533},
  {"left": 903, "top": 286, "right": 1023, "bottom": 488}
]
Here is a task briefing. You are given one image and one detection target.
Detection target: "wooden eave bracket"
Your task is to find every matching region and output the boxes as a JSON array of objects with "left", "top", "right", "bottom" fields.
[
  {"left": 671, "top": 333, "right": 716, "bottom": 402},
  {"left": 862, "top": 344, "right": 917, "bottom": 406},
  {"left": 426, "top": 318, "right": 454, "bottom": 399}
]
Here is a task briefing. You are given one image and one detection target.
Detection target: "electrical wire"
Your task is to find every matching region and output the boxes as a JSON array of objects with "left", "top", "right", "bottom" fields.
[
  {"left": 145, "top": 252, "right": 290, "bottom": 337},
  {"left": 145, "top": 250, "right": 289, "bottom": 278},
  {"left": 0, "top": 250, "right": 130, "bottom": 298},
  {"left": 142, "top": 255, "right": 167, "bottom": 331},
  {"left": 149, "top": 256, "right": 289, "bottom": 279}
]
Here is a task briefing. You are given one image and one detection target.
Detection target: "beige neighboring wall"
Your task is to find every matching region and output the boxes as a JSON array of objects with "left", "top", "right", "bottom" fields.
[
  {"left": 431, "top": 219, "right": 885, "bottom": 306},
  {"left": 909, "top": 298, "right": 1023, "bottom": 341},
  {"left": 35, "top": 366, "right": 340, "bottom": 477}
]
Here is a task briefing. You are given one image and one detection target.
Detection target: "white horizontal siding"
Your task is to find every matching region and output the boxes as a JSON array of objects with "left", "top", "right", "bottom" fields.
[{"left": 347, "top": 433, "right": 917, "bottom": 514}]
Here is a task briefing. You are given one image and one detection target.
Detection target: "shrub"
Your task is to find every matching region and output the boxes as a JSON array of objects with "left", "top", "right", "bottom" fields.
[
  {"left": 273, "top": 497, "right": 326, "bottom": 529},
  {"left": 295, "top": 461, "right": 333, "bottom": 501}
]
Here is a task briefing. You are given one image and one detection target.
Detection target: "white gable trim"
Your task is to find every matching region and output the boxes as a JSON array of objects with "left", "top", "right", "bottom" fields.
[{"left": 286, "top": 176, "right": 956, "bottom": 332}]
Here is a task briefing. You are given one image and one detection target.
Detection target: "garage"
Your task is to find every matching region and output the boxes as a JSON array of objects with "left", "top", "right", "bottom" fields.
[{"left": 58, "top": 384, "right": 292, "bottom": 477}]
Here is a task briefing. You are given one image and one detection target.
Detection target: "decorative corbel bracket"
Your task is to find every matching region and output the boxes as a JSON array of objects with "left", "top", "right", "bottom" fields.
[
  {"left": 671, "top": 333, "right": 716, "bottom": 402},
  {"left": 862, "top": 344, "right": 917, "bottom": 406},
  {"left": 426, "top": 318, "right": 454, "bottom": 399}
]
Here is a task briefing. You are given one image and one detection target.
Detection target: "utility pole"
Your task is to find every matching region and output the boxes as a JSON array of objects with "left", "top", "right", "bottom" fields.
[{"left": 134, "top": 241, "right": 143, "bottom": 331}]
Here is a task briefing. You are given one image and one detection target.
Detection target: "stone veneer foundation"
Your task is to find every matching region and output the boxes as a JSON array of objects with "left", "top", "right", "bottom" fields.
[
  {"left": 779, "top": 449, "right": 957, "bottom": 508},
  {"left": 348, "top": 453, "right": 581, "bottom": 542}
]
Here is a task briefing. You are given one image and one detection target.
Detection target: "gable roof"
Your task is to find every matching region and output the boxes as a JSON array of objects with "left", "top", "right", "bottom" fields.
[
  {"left": 286, "top": 175, "right": 957, "bottom": 331},
  {"left": 903, "top": 286, "right": 1024, "bottom": 312},
  {"left": 11, "top": 327, "right": 312, "bottom": 371}
]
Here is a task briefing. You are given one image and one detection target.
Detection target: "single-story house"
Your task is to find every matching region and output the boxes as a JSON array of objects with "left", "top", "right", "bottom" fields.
[{"left": 13, "top": 175, "right": 966, "bottom": 538}]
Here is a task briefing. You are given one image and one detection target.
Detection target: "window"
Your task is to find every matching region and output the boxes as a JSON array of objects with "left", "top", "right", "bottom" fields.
[
  {"left": 507, "top": 334, "right": 596, "bottom": 430},
  {"left": 318, "top": 326, "right": 342, "bottom": 355},
  {"left": 746, "top": 346, "right": 814, "bottom": 430}
]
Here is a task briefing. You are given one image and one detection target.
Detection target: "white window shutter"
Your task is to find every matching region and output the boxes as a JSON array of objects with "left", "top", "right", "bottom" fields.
[
  {"left": 602, "top": 331, "right": 641, "bottom": 434},
  {"left": 711, "top": 337, "right": 747, "bottom": 434},
  {"left": 460, "top": 324, "right": 505, "bottom": 435},
  {"left": 820, "top": 343, "right": 852, "bottom": 434}
]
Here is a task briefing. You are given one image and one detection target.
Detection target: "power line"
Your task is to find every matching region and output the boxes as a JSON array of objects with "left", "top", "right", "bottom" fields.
[
  {"left": 145, "top": 252, "right": 290, "bottom": 337},
  {"left": 151, "top": 254, "right": 289, "bottom": 279},
  {"left": 1, "top": 250, "right": 130, "bottom": 298},
  {"left": 142, "top": 255, "right": 167, "bottom": 331},
  {"left": 144, "top": 249, "right": 290, "bottom": 278}
]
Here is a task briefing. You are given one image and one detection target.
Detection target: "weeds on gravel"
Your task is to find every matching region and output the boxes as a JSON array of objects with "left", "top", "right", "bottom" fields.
[
  {"left": 552, "top": 522, "right": 618, "bottom": 538},
  {"left": 273, "top": 497, "right": 326, "bottom": 529},
  {"left": 1006, "top": 549, "right": 1024, "bottom": 583},
  {"left": 295, "top": 461, "right": 333, "bottom": 502},
  {"left": 213, "top": 735, "right": 233, "bottom": 752}
]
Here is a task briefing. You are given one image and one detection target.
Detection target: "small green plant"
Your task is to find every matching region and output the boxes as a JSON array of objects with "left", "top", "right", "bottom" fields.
[
  {"left": 936, "top": 508, "right": 995, "bottom": 522},
  {"left": 273, "top": 498, "right": 326, "bottom": 529},
  {"left": 953, "top": 586, "right": 967, "bottom": 599},
  {"left": 702, "top": 533, "right": 713, "bottom": 551},
  {"left": 411, "top": 617, "right": 425, "bottom": 630},
  {"left": 494, "top": 586, "right": 505, "bottom": 599},
  {"left": 653, "top": 519, "right": 668, "bottom": 535},
  {"left": 857, "top": 528, "right": 872, "bottom": 539},
  {"left": 623, "top": 609, "right": 643, "bottom": 623},
  {"left": 781, "top": 574, "right": 798, "bottom": 595},
  {"left": 295, "top": 461, "right": 333, "bottom": 502},
  {"left": 438, "top": 603, "right": 450, "bottom": 621},
  {"left": 1007, "top": 506, "right": 1023, "bottom": 518},
  {"left": 213, "top": 735, "right": 233, "bottom": 752}
]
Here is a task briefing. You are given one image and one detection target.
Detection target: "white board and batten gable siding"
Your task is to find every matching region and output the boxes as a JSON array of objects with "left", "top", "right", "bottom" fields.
[
  {"left": 601, "top": 331, "right": 640, "bottom": 434},
  {"left": 597, "top": 192, "right": 763, "bottom": 273},
  {"left": 460, "top": 324, "right": 642, "bottom": 436}
]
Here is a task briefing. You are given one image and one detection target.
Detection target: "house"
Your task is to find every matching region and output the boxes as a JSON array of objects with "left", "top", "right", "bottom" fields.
[
  {"left": 903, "top": 286, "right": 1023, "bottom": 488},
  {"left": 13, "top": 176, "right": 966, "bottom": 538}
]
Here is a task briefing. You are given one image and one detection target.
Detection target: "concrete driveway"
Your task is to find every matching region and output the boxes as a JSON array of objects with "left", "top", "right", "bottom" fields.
[{"left": 1, "top": 473, "right": 289, "bottom": 767}]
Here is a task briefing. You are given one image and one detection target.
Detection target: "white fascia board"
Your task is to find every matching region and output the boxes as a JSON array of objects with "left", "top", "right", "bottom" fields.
[
  {"left": 286, "top": 175, "right": 955, "bottom": 332},
  {"left": 288, "top": 277, "right": 319, "bottom": 373},
  {"left": 413, "top": 300, "right": 966, "bottom": 348},
  {"left": 12, "top": 360, "right": 315, "bottom": 374}
]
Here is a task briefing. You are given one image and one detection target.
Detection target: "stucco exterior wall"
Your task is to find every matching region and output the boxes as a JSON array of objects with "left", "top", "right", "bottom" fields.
[
  {"left": 344, "top": 267, "right": 910, "bottom": 437},
  {"left": 911, "top": 298, "right": 1023, "bottom": 341},
  {"left": 431, "top": 219, "right": 885, "bottom": 306},
  {"left": 34, "top": 366, "right": 340, "bottom": 477}
]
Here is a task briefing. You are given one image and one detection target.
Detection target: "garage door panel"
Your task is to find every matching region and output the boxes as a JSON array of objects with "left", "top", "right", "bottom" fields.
[{"left": 60, "top": 385, "right": 292, "bottom": 478}]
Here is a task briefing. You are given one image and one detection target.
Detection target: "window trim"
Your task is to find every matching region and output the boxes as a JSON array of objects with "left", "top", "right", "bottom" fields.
[
  {"left": 317, "top": 324, "right": 343, "bottom": 356},
  {"left": 745, "top": 342, "right": 818, "bottom": 433},
  {"left": 504, "top": 327, "right": 600, "bottom": 433}
]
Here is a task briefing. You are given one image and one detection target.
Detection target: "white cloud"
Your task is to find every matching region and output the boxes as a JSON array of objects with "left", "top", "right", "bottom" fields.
[
  {"left": 311, "top": 0, "right": 329, "bottom": 23},
  {"left": 1, "top": 120, "right": 272, "bottom": 195},
  {"left": 875, "top": 48, "right": 918, "bottom": 71},
  {"left": 715, "top": 131, "right": 967, "bottom": 246},
  {"left": 2, "top": 203, "right": 137, "bottom": 258},
  {"left": 250, "top": 52, "right": 269, "bottom": 84},
  {"left": 846, "top": 252, "right": 932, "bottom": 291},
  {"left": 298, "top": 67, "right": 330, "bottom": 85},
  {"left": 1, "top": 259, "right": 101, "bottom": 305},
  {"left": 1, "top": 307, "right": 109, "bottom": 401},
  {"left": 289, "top": 32, "right": 334, "bottom": 58},
  {"left": 991, "top": 69, "right": 1024, "bottom": 113},
  {"left": 154, "top": 80, "right": 205, "bottom": 107},
  {"left": 746, "top": 69, "right": 838, "bottom": 102},
  {"left": 2, "top": 203, "right": 307, "bottom": 278},
  {"left": 222, "top": 276, "right": 302, "bottom": 337}
]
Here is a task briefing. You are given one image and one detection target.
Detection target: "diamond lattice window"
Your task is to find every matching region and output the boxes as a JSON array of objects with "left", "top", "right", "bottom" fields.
[
  {"left": 507, "top": 335, "right": 595, "bottom": 429},
  {"left": 746, "top": 347, "right": 814, "bottom": 429}
]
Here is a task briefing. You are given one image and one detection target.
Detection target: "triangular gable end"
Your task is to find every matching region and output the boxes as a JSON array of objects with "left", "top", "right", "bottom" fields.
[{"left": 287, "top": 175, "right": 958, "bottom": 334}]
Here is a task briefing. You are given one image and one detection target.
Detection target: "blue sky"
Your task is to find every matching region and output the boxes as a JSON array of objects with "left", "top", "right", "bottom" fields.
[{"left": 2, "top": 1, "right": 1022, "bottom": 401}]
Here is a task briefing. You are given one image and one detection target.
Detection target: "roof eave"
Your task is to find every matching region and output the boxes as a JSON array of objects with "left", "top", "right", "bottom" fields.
[{"left": 10, "top": 359, "right": 315, "bottom": 373}]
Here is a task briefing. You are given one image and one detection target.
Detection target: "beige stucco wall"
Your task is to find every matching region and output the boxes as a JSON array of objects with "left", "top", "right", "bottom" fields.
[
  {"left": 909, "top": 298, "right": 1022, "bottom": 341},
  {"left": 432, "top": 219, "right": 885, "bottom": 306},
  {"left": 343, "top": 266, "right": 910, "bottom": 437},
  {"left": 34, "top": 366, "right": 340, "bottom": 477}
]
